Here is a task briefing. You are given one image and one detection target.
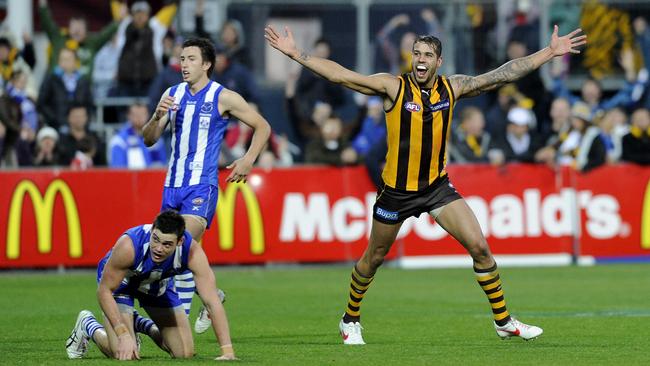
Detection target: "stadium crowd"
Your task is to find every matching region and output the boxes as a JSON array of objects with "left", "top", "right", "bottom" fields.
[{"left": 0, "top": 0, "right": 648, "bottom": 181}]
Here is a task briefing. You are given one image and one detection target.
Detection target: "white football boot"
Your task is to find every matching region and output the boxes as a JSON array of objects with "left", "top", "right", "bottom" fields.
[
  {"left": 494, "top": 317, "right": 543, "bottom": 341},
  {"left": 194, "top": 288, "right": 226, "bottom": 334},
  {"left": 339, "top": 318, "right": 365, "bottom": 345},
  {"left": 65, "top": 310, "right": 92, "bottom": 359}
]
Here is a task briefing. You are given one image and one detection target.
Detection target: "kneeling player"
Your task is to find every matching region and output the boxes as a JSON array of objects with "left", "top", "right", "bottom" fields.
[{"left": 65, "top": 210, "right": 235, "bottom": 360}]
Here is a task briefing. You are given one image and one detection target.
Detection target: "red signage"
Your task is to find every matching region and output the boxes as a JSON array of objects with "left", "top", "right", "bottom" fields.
[{"left": 1, "top": 165, "right": 648, "bottom": 268}]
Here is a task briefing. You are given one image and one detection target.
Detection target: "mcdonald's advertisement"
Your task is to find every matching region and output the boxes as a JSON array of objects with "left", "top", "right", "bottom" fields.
[{"left": 1, "top": 164, "right": 649, "bottom": 268}]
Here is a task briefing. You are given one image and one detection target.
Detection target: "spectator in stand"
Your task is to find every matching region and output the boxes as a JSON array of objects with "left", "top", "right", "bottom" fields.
[
  {"left": 485, "top": 84, "right": 531, "bottom": 137},
  {"left": 109, "top": 103, "right": 166, "bottom": 169},
  {"left": 115, "top": 1, "right": 178, "bottom": 96},
  {"left": 70, "top": 135, "right": 96, "bottom": 170},
  {"left": 633, "top": 17, "right": 650, "bottom": 109},
  {"left": 449, "top": 107, "right": 492, "bottom": 163},
  {"left": 92, "top": 35, "right": 121, "bottom": 99},
  {"left": 223, "top": 121, "right": 293, "bottom": 169},
  {"left": 58, "top": 103, "right": 105, "bottom": 167},
  {"left": 194, "top": 0, "right": 250, "bottom": 67},
  {"left": 621, "top": 107, "right": 650, "bottom": 165},
  {"left": 305, "top": 116, "right": 358, "bottom": 166},
  {"left": 212, "top": 46, "right": 260, "bottom": 107},
  {"left": 504, "top": 39, "right": 550, "bottom": 132},
  {"left": 38, "top": 0, "right": 126, "bottom": 76},
  {"left": 376, "top": 9, "right": 445, "bottom": 75},
  {"left": 350, "top": 96, "right": 386, "bottom": 158},
  {"left": 295, "top": 39, "right": 346, "bottom": 118},
  {"left": 579, "top": 1, "right": 636, "bottom": 79},
  {"left": 535, "top": 97, "right": 573, "bottom": 167},
  {"left": 597, "top": 108, "right": 629, "bottom": 164},
  {"left": 556, "top": 102, "right": 606, "bottom": 172},
  {"left": 16, "top": 126, "right": 61, "bottom": 167},
  {"left": 488, "top": 107, "right": 544, "bottom": 165},
  {"left": 37, "top": 47, "right": 93, "bottom": 131},
  {"left": 0, "top": 34, "right": 37, "bottom": 98},
  {"left": 284, "top": 71, "right": 333, "bottom": 147},
  {"left": 147, "top": 36, "right": 183, "bottom": 114},
  {"left": 0, "top": 74, "right": 21, "bottom": 166},
  {"left": 551, "top": 46, "right": 643, "bottom": 117}
]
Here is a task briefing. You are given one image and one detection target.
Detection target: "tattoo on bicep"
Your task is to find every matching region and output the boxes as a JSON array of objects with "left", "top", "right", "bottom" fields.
[
  {"left": 298, "top": 51, "right": 311, "bottom": 61},
  {"left": 458, "top": 55, "right": 535, "bottom": 95}
]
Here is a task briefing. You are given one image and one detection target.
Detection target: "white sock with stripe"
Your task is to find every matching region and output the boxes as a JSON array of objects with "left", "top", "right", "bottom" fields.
[{"left": 175, "top": 270, "right": 195, "bottom": 315}]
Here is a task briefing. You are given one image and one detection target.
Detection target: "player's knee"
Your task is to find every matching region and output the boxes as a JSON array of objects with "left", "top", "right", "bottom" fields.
[
  {"left": 467, "top": 237, "right": 491, "bottom": 262},
  {"left": 369, "top": 253, "right": 386, "bottom": 269}
]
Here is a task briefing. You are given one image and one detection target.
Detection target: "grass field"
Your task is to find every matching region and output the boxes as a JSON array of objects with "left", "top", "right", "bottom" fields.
[{"left": 1, "top": 264, "right": 649, "bottom": 365}]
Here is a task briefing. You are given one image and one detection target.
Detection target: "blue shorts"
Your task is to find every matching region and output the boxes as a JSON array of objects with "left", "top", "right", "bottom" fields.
[
  {"left": 97, "top": 258, "right": 182, "bottom": 309},
  {"left": 161, "top": 184, "right": 218, "bottom": 228}
]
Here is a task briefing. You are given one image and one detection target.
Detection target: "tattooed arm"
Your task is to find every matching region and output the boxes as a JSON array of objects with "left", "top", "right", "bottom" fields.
[
  {"left": 450, "top": 25, "right": 587, "bottom": 99},
  {"left": 265, "top": 25, "right": 400, "bottom": 101}
]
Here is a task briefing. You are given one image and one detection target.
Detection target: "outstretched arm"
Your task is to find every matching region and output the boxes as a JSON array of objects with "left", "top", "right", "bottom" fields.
[
  {"left": 265, "top": 25, "right": 400, "bottom": 99},
  {"left": 450, "top": 25, "right": 587, "bottom": 99}
]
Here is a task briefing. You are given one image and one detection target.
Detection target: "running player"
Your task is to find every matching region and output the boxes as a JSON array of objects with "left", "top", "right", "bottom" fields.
[{"left": 265, "top": 24, "right": 586, "bottom": 344}]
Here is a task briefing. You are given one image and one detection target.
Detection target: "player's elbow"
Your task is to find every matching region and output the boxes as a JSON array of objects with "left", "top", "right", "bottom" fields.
[{"left": 143, "top": 134, "right": 157, "bottom": 147}]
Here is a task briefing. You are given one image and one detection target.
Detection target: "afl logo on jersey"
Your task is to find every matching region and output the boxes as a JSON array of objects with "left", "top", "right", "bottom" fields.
[
  {"left": 200, "top": 102, "right": 214, "bottom": 113},
  {"left": 404, "top": 102, "right": 421, "bottom": 112}
]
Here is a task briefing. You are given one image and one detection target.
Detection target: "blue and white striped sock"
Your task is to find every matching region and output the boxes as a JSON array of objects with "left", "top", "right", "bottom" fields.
[
  {"left": 81, "top": 315, "right": 104, "bottom": 339},
  {"left": 133, "top": 311, "right": 155, "bottom": 336},
  {"left": 175, "top": 270, "right": 195, "bottom": 315}
]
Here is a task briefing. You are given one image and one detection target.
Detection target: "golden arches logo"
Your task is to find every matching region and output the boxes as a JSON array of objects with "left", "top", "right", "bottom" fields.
[
  {"left": 6, "top": 179, "right": 82, "bottom": 259},
  {"left": 216, "top": 182, "right": 264, "bottom": 255},
  {"left": 642, "top": 179, "right": 650, "bottom": 249}
]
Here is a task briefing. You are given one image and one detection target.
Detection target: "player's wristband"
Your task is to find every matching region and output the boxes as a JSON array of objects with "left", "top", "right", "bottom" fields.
[{"left": 114, "top": 324, "right": 129, "bottom": 337}]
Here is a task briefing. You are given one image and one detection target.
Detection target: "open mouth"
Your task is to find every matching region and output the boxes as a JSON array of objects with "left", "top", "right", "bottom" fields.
[
  {"left": 152, "top": 252, "right": 164, "bottom": 261},
  {"left": 415, "top": 65, "right": 427, "bottom": 78},
  {"left": 182, "top": 70, "right": 190, "bottom": 79}
]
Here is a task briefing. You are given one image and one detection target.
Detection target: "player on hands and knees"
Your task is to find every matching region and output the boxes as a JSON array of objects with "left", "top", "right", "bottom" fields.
[
  {"left": 65, "top": 210, "right": 236, "bottom": 360},
  {"left": 142, "top": 38, "right": 271, "bottom": 333},
  {"left": 266, "top": 24, "right": 586, "bottom": 344}
]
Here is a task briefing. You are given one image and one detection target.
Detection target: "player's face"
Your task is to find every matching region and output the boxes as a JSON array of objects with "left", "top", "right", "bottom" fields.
[
  {"left": 411, "top": 42, "right": 442, "bottom": 86},
  {"left": 149, "top": 228, "right": 183, "bottom": 263},
  {"left": 180, "top": 46, "right": 210, "bottom": 84}
]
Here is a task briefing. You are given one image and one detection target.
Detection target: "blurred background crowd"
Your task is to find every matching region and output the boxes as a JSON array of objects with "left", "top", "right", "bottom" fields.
[{"left": 0, "top": 0, "right": 648, "bottom": 189}]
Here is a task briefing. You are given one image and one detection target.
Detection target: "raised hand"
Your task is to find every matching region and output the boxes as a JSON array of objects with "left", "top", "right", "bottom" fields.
[
  {"left": 264, "top": 25, "right": 300, "bottom": 59},
  {"left": 549, "top": 25, "right": 587, "bottom": 57},
  {"left": 154, "top": 96, "right": 175, "bottom": 121}
]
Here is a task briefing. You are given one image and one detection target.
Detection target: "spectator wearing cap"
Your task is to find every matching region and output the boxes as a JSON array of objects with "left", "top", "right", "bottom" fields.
[
  {"left": 15, "top": 126, "right": 61, "bottom": 167},
  {"left": 38, "top": 0, "right": 126, "bottom": 76},
  {"left": 488, "top": 107, "right": 544, "bottom": 165},
  {"left": 37, "top": 47, "right": 94, "bottom": 131},
  {"left": 115, "top": 0, "right": 178, "bottom": 96},
  {"left": 556, "top": 102, "right": 606, "bottom": 172},
  {"left": 449, "top": 107, "right": 493, "bottom": 163},
  {"left": 109, "top": 103, "right": 166, "bottom": 169},
  {"left": 621, "top": 108, "right": 650, "bottom": 165}
]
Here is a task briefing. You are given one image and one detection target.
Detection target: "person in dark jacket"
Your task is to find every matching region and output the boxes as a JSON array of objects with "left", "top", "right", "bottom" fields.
[
  {"left": 37, "top": 48, "right": 93, "bottom": 131},
  {"left": 621, "top": 107, "right": 650, "bottom": 165}
]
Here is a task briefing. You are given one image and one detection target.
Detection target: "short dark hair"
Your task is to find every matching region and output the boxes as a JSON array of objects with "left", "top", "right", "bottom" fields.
[
  {"left": 414, "top": 35, "right": 442, "bottom": 58},
  {"left": 153, "top": 210, "right": 186, "bottom": 239},
  {"left": 182, "top": 37, "right": 216, "bottom": 76},
  {"left": 67, "top": 102, "right": 88, "bottom": 117}
]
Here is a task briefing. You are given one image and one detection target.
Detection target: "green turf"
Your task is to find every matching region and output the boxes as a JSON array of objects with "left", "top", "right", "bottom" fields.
[{"left": 1, "top": 264, "right": 649, "bottom": 365}]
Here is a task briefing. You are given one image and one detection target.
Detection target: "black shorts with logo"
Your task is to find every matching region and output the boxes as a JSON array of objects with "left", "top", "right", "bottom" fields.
[{"left": 372, "top": 175, "right": 462, "bottom": 224}]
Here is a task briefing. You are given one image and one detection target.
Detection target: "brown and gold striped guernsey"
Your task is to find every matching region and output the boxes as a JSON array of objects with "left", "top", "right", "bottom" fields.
[{"left": 382, "top": 73, "right": 456, "bottom": 191}]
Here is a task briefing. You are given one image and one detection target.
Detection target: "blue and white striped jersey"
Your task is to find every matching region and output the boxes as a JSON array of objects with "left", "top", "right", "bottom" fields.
[
  {"left": 164, "top": 81, "right": 229, "bottom": 187},
  {"left": 99, "top": 224, "right": 193, "bottom": 297}
]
